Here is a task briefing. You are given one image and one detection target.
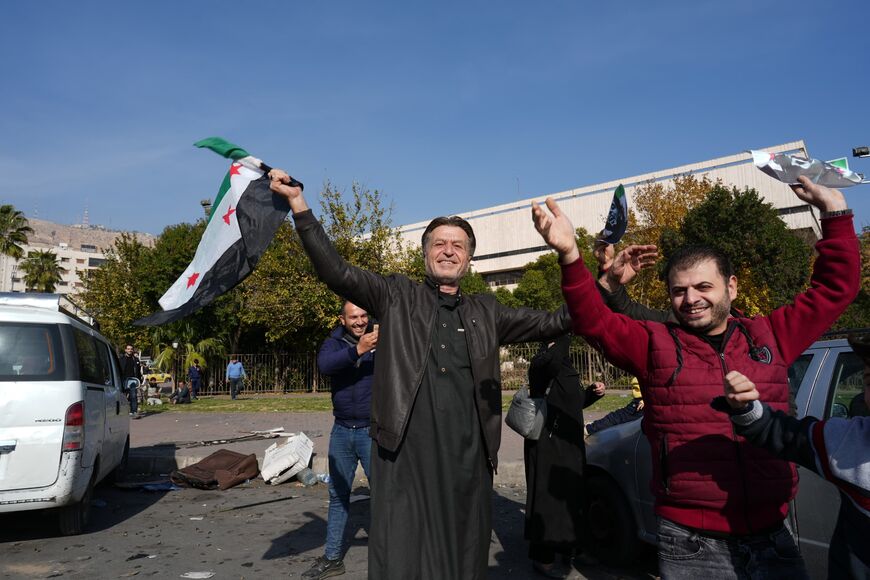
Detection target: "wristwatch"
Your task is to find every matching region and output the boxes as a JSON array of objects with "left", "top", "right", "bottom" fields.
[{"left": 820, "top": 208, "right": 852, "bottom": 219}]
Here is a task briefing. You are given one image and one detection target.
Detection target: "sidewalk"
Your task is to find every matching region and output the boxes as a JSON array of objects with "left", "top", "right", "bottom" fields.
[{"left": 128, "top": 408, "right": 610, "bottom": 485}]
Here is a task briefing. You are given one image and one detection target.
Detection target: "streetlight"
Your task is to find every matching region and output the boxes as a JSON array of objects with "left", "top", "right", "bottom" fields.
[{"left": 853, "top": 146, "right": 869, "bottom": 159}]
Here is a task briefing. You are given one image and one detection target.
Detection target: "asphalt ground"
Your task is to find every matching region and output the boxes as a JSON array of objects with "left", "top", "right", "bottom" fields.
[{"left": 1, "top": 408, "right": 659, "bottom": 579}]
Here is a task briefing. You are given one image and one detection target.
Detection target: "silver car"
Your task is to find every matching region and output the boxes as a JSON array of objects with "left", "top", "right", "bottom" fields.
[{"left": 584, "top": 338, "right": 865, "bottom": 579}]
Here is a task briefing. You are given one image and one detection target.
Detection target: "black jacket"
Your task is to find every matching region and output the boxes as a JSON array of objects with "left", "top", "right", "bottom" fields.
[
  {"left": 317, "top": 325, "right": 374, "bottom": 428},
  {"left": 294, "top": 209, "right": 570, "bottom": 469}
]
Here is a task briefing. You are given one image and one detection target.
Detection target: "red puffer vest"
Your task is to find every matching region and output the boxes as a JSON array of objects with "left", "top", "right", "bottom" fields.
[{"left": 642, "top": 317, "right": 798, "bottom": 535}]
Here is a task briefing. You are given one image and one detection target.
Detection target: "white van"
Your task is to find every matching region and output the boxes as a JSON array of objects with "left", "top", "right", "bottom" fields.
[{"left": 0, "top": 293, "right": 132, "bottom": 535}]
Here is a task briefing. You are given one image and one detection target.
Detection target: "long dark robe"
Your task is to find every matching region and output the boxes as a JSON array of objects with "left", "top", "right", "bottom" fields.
[
  {"left": 369, "top": 292, "right": 491, "bottom": 579},
  {"left": 523, "top": 336, "right": 601, "bottom": 557}
]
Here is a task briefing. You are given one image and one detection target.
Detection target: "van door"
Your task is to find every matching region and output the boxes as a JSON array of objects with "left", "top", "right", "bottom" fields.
[
  {"left": 102, "top": 342, "right": 128, "bottom": 466},
  {"left": 0, "top": 322, "right": 71, "bottom": 491},
  {"left": 70, "top": 329, "right": 107, "bottom": 471}
]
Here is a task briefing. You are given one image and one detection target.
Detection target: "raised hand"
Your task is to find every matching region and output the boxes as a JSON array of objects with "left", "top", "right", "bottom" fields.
[
  {"left": 590, "top": 381, "right": 606, "bottom": 397},
  {"left": 269, "top": 168, "right": 308, "bottom": 213},
  {"left": 723, "top": 371, "right": 759, "bottom": 410},
  {"left": 357, "top": 324, "right": 379, "bottom": 355},
  {"left": 602, "top": 244, "right": 659, "bottom": 290},
  {"left": 790, "top": 175, "right": 847, "bottom": 212},
  {"left": 531, "top": 198, "right": 580, "bottom": 264}
]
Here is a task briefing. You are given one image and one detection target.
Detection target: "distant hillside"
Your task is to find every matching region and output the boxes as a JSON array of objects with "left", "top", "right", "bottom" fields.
[{"left": 26, "top": 217, "right": 157, "bottom": 252}]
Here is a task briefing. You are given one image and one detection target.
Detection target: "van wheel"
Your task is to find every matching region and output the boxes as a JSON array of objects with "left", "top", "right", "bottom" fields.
[
  {"left": 585, "top": 475, "right": 641, "bottom": 564},
  {"left": 108, "top": 438, "right": 130, "bottom": 484},
  {"left": 58, "top": 470, "right": 95, "bottom": 536}
]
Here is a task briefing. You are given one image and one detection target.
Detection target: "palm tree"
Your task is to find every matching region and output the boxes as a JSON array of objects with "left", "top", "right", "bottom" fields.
[
  {"left": 0, "top": 204, "right": 34, "bottom": 259},
  {"left": 19, "top": 250, "right": 63, "bottom": 293},
  {"left": 150, "top": 320, "right": 225, "bottom": 382}
]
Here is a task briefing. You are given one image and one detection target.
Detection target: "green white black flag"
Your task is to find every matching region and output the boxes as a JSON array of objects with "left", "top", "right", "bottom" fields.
[{"left": 134, "top": 139, "right": 291, "bottom": 326}]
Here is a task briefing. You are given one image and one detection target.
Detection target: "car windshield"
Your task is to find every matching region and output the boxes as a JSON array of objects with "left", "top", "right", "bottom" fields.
[{"left": 0, "top": 322, "right": 66, "bottom": 381}]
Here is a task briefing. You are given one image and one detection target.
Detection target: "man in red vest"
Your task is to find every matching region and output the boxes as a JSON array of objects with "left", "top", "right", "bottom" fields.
[{"left": 532, "top": 176, "right": 860, "bottom": 579}]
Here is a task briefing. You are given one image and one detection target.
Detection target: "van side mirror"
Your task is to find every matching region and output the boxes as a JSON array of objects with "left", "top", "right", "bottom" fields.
[
  {"left": 830, "top": 403, "right": 849, "bottom": 419},
  {"left": 124, "top": 378, "right": 140, "bottom": 393}
]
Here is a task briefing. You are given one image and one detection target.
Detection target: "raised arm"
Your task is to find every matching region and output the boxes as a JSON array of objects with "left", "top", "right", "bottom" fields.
[
  {"left": 531, "top": 198, "right": 649, "bottom": 378},
  {"left": 270, "top": 168, "right": 392, "bottom": 318},
  {"left": 766, "top": 176, "right": 860, "bottom": 364}
]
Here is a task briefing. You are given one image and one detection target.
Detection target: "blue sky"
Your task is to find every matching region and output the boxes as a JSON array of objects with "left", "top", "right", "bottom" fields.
[{"left": 2, "top": 1, "right": 868, "bottom": 235}]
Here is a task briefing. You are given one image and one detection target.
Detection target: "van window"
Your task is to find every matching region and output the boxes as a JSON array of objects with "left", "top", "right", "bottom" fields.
[
  {"left": 0, "top": 323, "right": 66, "bottom": 381},
  {"left": 73, "top": 329, "right": 112, "bottom": 386}
]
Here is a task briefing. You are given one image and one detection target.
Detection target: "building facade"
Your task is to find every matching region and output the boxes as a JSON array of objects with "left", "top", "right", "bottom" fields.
[
  {"left": 396, "top": 141, "right": 818, "bottom": 288},
  {"left": 0, "top": 218, "right": 155, "bottom": 295}
]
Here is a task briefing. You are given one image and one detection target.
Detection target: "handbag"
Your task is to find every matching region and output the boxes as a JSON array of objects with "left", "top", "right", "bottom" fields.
[{"left": 505, "top": 385, "right": 548, "bottom": 440}]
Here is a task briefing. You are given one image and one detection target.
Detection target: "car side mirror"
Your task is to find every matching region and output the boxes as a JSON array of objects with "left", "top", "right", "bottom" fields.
[
  {"left": 124, "top": 378, "right": 140, "bottom": 393},
  {"left": 830, "top": 402, "right": 848, "bottom": 419}
]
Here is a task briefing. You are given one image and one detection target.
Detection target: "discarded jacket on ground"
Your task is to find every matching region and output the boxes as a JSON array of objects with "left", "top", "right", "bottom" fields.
[{"left": 170, "top": 449, "right": 259, "bottom": 490}]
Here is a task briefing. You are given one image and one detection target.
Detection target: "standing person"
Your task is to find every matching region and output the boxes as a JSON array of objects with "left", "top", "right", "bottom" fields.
[
  {"left": 120, "top": 344, "right": 142, "bottom": 416},
  {"left": 524, "top": 335, "right": 604, "bottom": 578},
  {"left": 188, "top": 359, "right": 202, "bottom": 400},
  {"left": 717, "top": 334, "right": 870, "bottom": 579},
  {"left": 303, "top": 301, "right": 377, "bottom": 580},
  {"left": 270, "top": 169, "right": 571, "bottom": 580},
  {"left": 226, "top": 356, "right": 245, "bottom": 400},
  {"left": 531, "top": 175, "right": 860, "bottom": 579}
]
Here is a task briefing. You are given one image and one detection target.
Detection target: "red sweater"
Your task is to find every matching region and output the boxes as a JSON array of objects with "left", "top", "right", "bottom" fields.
[{"left": 561, "top": 215, "right": 860, "bottom": 534}]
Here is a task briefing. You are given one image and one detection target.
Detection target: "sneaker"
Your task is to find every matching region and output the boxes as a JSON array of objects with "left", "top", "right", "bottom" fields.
[{"left": 302, "top": 556, "right": 345, "bottom": 579}]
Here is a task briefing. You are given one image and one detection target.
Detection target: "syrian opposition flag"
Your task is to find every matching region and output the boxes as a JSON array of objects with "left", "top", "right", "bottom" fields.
[
  {"left": 599, "top": 184, "right": 628, "bottom": 244},
  {"left": 750, "top": 149, "right": 869, "bottom": 187},
  {"left": 134, "top": 138, "right": 302, "bottom": 326}
]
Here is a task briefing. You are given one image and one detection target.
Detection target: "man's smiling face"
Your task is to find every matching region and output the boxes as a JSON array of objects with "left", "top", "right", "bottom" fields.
[
  {"left": 424, "top": 225, "right": 471, "bottom": 287},
  {"left": 668, "top": 258, "right": 737, "bottom": 335}
]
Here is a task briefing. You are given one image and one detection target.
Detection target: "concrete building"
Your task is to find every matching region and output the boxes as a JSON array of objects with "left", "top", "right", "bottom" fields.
[
  {"left": 396, "top": 141, "right": 818, "bottom": 288},
  {"left": 0, "top": 218, "right": 155, "bottom": 295}
]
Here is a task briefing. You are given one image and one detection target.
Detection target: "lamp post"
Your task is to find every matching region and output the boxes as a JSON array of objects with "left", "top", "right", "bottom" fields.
[{"left": 172, "top": 341, "right": 179, "bottom": 390}]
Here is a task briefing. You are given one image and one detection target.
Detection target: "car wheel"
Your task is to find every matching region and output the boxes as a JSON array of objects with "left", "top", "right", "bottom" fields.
[
  {"left": 108, "top": 438, "right": 130, "bottom": 485},
  {"left": 58, "top": 468, "right": 96, "bottom": 536},
  {"left": 585, "top": 475, "right": 642, "bottom": 564}
]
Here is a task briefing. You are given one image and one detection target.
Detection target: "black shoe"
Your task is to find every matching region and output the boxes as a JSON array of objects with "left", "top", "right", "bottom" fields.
[{"left": 302, "top": 556, "right": 345, "bottom": 579}]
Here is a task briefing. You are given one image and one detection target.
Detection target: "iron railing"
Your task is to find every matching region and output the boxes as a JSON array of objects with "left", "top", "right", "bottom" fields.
[{"left": 182, "top": 343, "right": 632, "bottom": 395}]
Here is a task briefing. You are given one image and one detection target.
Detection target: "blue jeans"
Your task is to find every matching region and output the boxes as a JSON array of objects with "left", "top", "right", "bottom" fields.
[
  {"left": 657, "top": 518, "right": 809, "bottom": 580},
  {"left": 324, "top": 423, "right": 371, "bottom": 561},
  {"left": 229, "top": 378, "right": 242, "bottom": 399}
]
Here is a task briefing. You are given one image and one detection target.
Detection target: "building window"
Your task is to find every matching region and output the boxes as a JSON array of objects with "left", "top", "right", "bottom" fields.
[
  {"left": 88, "top": 257, "right": 106, "bottom": 268},
  {"left": 80, "top": 244, "right": 97, "bottom": 253},
  {"left": 60, "top": 257, "right": 70, "bottom": 263},
  {"left": 76, "top": 258, "right": 86, "bottom": 265}
]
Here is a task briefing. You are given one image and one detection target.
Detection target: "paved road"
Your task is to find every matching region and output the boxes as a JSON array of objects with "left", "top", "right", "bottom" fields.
[{"left": 0, "top": 477, "right": 656, "bottom": 579}]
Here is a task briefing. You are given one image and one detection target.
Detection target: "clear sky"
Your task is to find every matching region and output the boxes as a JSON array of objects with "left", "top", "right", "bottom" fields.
[{"left": 2, "top": 1, "right": 868, "bottom": 236}]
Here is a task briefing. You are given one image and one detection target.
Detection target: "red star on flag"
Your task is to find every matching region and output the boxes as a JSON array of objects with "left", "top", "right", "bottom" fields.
[
  {"left": 223, "top": 206, "right": 236, "bottom": 225},
  {"left": 186, "top": 272, "right": 200, "bottom": 288},
  {"left": 229, "top": 163, "right": 242, "bottom": 176}
]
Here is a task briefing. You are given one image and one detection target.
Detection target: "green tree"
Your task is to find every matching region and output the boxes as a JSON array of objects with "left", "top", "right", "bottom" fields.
[
  {"left": 149, "top": 320, "right": 225, "bottom": 375},
  {"left": 460, "top": 270, "right": 492, "bottom": 295},
  {"left": 20, "top": 249, "right": 63, "bottom": 292},
  {"left": 660, "top": 186, "right": 812, "bottom": 316},
  {"left": 511, "top": 227, "right": 597, "bottom": 311},
  {"left": 835, "top": 226, "right": 870, "bottom": 330},
  {"left": 0, "top": 204, "right": 33, "bottom": 259},
  {"left": 79, "top": 234, "right": 152, "bottom": 347},
  {"left": 240, "top": 181, "right": 410, "bottom": 350}
]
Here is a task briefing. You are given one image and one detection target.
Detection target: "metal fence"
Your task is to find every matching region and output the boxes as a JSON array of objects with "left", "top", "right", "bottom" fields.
[{"left": 184, "top": 343, "right": 632, "bottom": 395}]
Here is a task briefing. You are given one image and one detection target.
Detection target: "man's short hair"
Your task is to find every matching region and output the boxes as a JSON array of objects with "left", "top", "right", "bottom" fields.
[
  {"left": 421, "top": 216, "right": 476, "bottom": 256},
  {"left": 663, "top": 245, "right": 734, "bottom": 288}
]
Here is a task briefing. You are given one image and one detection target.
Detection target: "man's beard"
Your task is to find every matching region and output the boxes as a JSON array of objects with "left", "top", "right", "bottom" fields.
[{"left": 677, "top": 299, "right": 731, "bottom": 335}]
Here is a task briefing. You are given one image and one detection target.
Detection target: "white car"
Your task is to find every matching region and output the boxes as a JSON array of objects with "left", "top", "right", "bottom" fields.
[{"left": 0, "top": 293, "right": 132, "bottom": 535}]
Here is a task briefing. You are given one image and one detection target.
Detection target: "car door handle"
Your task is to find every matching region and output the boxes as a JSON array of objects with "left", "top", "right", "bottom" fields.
[{"left": 0, "top": 440, "right": 17, "bottom": 453}]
